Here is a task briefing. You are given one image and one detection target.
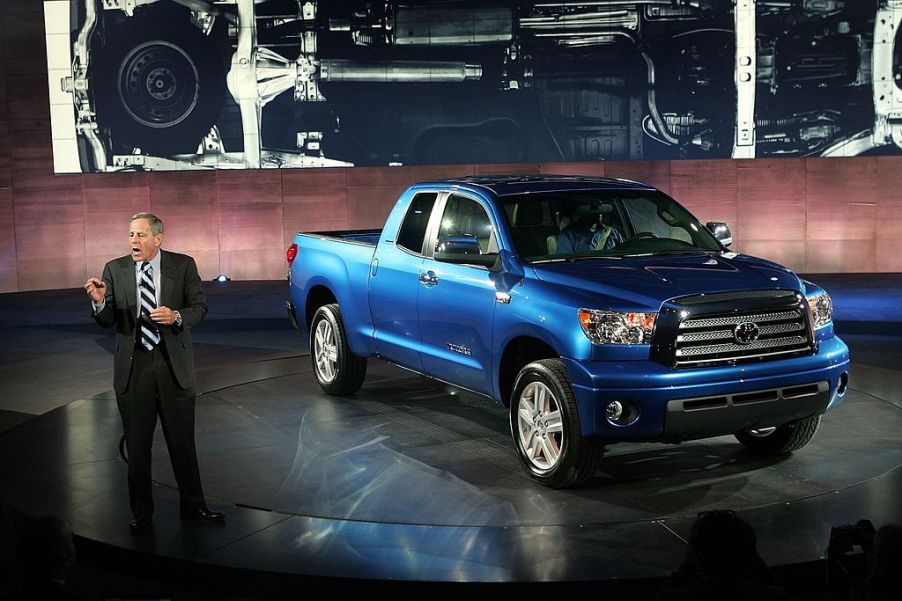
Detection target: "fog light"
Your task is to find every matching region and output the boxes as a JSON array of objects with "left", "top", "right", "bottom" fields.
[
  {"left": 605, "top": 400, "right": 639, "bottom": 427},
  {"left": 837, "top": 372, "right": 849, "bottom": 396}
]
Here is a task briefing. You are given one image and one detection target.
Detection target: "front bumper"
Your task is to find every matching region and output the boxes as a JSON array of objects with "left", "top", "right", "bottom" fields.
[{"left": 565, "top": 336, "right": 850, "bottom": 442}]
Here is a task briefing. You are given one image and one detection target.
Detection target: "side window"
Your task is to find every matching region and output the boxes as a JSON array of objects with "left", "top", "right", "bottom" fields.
[
  {"left": 438, "top": 195, "right": 497, "bottom": 253},
  {"left": 396, "top": 193, "right": 438, "bottom": 254}
]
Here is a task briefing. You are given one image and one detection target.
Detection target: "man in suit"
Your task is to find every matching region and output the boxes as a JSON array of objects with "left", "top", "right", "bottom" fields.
[{"left": 84, "top": 212, "right": 224, "bottom": 533}]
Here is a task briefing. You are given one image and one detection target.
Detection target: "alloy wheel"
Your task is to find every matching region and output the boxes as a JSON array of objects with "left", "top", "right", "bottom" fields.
[
  {"left": 313, "top": 319, "right": 338, "bottom": 383},
  {"left": 516, "top": 381, "right": 564, "bottom": 470}
]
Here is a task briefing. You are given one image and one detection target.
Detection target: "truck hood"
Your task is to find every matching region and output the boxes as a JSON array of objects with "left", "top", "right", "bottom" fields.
[{"left": 530, "top": 252, "right": 803, "bottom": 311}]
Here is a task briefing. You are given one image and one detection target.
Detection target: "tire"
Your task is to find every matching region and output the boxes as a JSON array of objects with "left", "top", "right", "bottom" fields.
[
  {"left": 94, "top": 10, "right": 227, "bottom": 155},
  {"left": 310, "top": 304, "right": 367, "bottom": 395},
  {"left": 510, "top": 359, "right": 604, "bottom": 488},
  {"left": 735, "top": 415, "right": 821, "bottom": 455}
]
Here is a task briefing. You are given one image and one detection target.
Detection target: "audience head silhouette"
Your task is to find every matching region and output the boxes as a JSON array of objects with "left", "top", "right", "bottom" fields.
[
  {"left": 658, "top": 510, "right": 790, "bottom": 601},
  {"left": 690, "top": 510, "right": 763, "bottom": 579},
  {"left": 866, "top": 523, "right": 902, "bottom": 601},
  {"left": 18, "top": 516, "right": 75, "bottom": 584}
]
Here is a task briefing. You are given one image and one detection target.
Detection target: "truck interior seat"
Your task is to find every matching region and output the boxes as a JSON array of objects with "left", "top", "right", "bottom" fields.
[
  {"left": 463, "top": 212, "right": 494, "bottom": 253},
  {"left": 511, "top": 201, "right": 557, "bottom": 257}
]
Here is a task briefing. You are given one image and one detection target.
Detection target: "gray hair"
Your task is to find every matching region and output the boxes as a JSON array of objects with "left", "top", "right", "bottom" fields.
[{"left": 130, "top": 212, "right": 164, "bottom": 235}]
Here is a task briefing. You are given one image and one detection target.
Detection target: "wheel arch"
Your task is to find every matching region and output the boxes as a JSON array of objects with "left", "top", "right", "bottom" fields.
[
  {"left": 497, "top": 335, "right": 558, "bottom": 407},
  {"left": 305, "top": 285, "right": 337, "bottom": 329}
]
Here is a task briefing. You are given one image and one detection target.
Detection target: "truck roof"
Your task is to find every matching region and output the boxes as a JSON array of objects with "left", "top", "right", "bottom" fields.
[{"left": 431, "top": 174, "right": 657, "bottom": 196}]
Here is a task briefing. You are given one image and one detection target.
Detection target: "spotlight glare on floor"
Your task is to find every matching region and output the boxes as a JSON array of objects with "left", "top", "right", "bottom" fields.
[{"left": 214, "top": 274, "right": 231, "bottom": 282}]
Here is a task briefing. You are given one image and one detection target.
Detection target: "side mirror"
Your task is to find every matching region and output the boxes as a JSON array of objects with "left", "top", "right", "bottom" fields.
[
  {"left": 706, "top": 222, "right": 733, "bottom": 247},
  {"left": 435, "top": 235, "right": 498, "bottom": 268}
]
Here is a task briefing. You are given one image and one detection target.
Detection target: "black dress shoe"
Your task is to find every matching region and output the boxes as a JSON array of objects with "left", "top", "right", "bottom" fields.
[
  {"left": 129, "top": 516, "right": 153, "bottom": 533},
  {"left": 181, "top": 508, "right": 225, "bottom": 523}
]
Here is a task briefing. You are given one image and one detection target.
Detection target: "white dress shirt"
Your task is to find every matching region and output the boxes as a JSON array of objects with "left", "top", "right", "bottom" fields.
[{"left": 92, "top": 252, "right": 162, "bottom": 316}]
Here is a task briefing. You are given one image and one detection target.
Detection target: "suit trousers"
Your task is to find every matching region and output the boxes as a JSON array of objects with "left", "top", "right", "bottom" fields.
[{"left": 117, "top": 343, "right": 205, "bottom": 518}]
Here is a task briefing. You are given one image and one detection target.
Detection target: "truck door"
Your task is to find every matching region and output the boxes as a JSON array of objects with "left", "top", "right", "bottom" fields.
[
  {"left": 367, "top": 191, "right": 438, "bottom": 371},
  {"left": 418, "top": 193, "right": 498, "bottom": 396}
]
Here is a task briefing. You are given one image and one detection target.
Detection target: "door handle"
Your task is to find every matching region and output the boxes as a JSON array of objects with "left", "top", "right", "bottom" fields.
[{"left": 419, "top": 271, "right": 439, "bottom": 286}]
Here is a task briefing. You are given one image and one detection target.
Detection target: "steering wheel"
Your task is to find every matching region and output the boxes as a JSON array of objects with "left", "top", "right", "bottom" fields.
[{"left": 626, "top": 232, "right": 658, "bottom": 242}]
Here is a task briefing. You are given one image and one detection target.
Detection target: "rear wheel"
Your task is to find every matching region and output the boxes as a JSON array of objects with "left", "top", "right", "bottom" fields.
[
  {"left": 735, "top": 415, "right": 821, "bottom": 454},
  {"left": 310, "top": 304, "right": 367, "bottom": 395},
  {"left": 510, "top": 359, "right": 604, "bottom": 488}
]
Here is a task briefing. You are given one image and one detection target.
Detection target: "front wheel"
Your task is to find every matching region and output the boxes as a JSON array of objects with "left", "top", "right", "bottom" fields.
[
  {"left": 310, "top": 304, "right": 367, "bottom": 395},
  {"left": 735, "top": 415, "right": 821, "bottom": 455},
  {"left": 510, "top": 359, "right": 604, "bottom": 488}
]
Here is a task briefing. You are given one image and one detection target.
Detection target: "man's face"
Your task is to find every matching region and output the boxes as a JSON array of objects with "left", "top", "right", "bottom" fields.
[{"left": 129, "top": 218, "right": 163, "bottom": 262}]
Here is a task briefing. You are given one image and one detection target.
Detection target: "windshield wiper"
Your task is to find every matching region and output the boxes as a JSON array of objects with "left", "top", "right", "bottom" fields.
[
  {"left": 531, "top": 254, "right": 620, "bottom": 264},
  {"left": 652, "top": 249, "right": 714, "bottom": 255},
  {"left": 532, "top": 249, "right": 714, "bottom": 263},
  {"left": 619, "top": 249, "right": 714, "bottom": 258}
]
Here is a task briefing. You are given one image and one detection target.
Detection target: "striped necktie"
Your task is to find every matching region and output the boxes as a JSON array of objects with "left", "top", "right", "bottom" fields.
[{"left": 139, "top": 261, "right": 160, "bottom": 351}]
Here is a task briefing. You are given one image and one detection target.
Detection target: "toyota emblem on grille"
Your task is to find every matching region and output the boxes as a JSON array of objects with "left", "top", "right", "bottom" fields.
[{"left": 734, "top": 322, "right": 760, "bottom": 345}]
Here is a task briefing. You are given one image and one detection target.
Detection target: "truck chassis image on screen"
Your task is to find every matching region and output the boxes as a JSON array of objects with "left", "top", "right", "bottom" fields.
[{"left": 46, "top": 0, "right": 902, "bottom": 172}]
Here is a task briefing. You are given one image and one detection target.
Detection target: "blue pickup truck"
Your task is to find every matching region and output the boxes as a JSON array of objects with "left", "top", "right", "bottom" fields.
[{"left": 286, "top": 175, "right": 850, "bottom": 487}]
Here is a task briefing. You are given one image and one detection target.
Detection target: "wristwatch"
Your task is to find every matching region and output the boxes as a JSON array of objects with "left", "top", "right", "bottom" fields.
[{"left": 174, "top": 311, "right": 182, "bottom": 327}]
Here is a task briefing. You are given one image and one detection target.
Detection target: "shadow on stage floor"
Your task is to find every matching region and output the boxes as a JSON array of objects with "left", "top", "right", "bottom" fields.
[{"left": 0, "top": 276, "right": 900, "bottom": 598}]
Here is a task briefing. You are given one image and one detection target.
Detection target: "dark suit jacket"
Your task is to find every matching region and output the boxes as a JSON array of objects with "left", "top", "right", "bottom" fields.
[{"left": 93, "top": 250, "right": 207, "bottom": 394}]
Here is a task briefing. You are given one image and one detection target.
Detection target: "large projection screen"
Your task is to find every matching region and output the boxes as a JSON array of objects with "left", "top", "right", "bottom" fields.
[{"left": 45, "top": 0, "right": 902, "bottom": 173}]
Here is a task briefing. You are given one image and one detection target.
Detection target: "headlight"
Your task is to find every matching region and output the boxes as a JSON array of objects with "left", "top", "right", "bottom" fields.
[
  {"left": 578, "top": 309, "right": 657, "bottom": 345},
  {"left": 807, "top": 292, "right": 833, "bottom": 329}
]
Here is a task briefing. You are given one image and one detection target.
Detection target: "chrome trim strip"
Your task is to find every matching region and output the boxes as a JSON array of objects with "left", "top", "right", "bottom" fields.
[{"left": 674, "top": 346, "right": 811, "bottom": 366}]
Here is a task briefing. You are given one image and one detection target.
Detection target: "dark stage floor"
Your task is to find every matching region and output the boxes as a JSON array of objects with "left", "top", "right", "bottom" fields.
[{"left": 0, "top": 276, "right": 900, "bottom": 594}]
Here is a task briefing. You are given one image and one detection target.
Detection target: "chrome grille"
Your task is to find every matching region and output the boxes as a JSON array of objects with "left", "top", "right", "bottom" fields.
[
  {"left": 672, "top": 301, "right": 812, "bottom": 368},
  {"left": 680, "top": 310, "right": 800, "bottom": 329},
  {"left": 677, "top": 321, "right": 803, "bottom": 344}
]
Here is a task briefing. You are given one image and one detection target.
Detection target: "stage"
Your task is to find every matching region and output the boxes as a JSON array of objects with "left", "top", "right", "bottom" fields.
[{"left": 1, "top": 277, "right": 900, "bottom": 595}]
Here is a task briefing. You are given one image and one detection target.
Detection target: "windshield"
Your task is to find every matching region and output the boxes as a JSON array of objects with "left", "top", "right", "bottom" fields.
[{"left": 498, "top": 190, "right": 723, "bottom": 262}]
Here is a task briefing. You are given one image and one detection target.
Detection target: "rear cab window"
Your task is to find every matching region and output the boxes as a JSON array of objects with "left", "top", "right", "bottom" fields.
[{"left": 396, "top": 192, "right": 438, "bottom": 254}]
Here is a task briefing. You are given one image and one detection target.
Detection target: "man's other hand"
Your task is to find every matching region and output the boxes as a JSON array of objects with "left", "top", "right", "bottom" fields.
[{"left": 150, "top": 306, "right": 178, "bottom": 326}]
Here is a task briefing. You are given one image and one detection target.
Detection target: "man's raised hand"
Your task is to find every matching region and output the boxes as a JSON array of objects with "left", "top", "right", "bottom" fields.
[{"left": 85, "top": 277, "right": 106, "bottom": 304}]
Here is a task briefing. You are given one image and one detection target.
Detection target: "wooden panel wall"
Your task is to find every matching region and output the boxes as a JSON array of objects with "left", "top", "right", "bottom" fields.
[
  {"left": 0, "top": 3, "right": 900, "bottom": 293},
  {"left": 736, "top": 159, "right": 808, "bottom": 270},
  {"left": 0, "top": 9, "right": 14, "bottom": 294},
  {"left": 875, "top": 157, "right": 902, "bottom": 272},
  {"left": 805, "top": 158, "right": 877, "bottom": 272}
]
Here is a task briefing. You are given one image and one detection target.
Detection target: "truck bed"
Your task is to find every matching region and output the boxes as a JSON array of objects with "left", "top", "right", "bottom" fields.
[
  {"left": 305, "top": 229, "right": 382, "bottom": 246},
  {"left": 290, "top": 228, "right": 382, "bottom": 356}
]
